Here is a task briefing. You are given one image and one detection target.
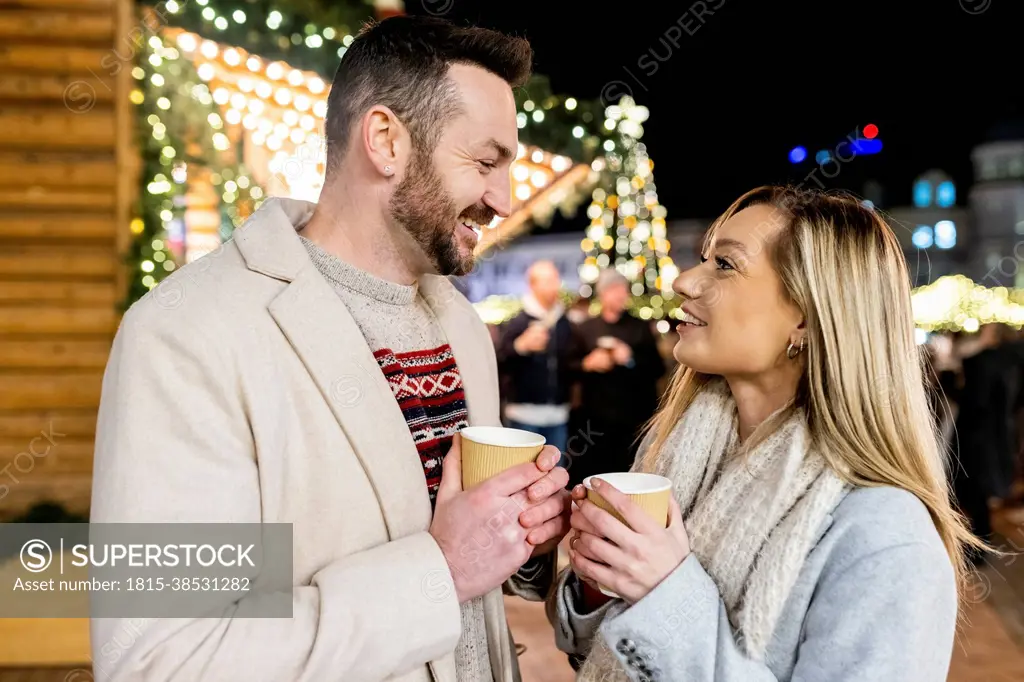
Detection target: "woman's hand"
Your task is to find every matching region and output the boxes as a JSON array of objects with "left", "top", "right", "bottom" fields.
[
  {"left": 567, "top": 478, "right": 690, "bottom": 604},
  {"left": 566, "top": 484, "right": 602, "bottom": 594}
]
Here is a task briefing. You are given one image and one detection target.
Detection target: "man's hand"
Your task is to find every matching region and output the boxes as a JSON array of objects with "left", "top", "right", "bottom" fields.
[
  {"left": 517, "top": 445, "right": 571, "bottom": 557},
  {"left": 582, "top": 348, "right": 614, "bottom": 372},
  {"left": 610, "top": 340, "right": 632, "bottom": 366},
  {"left": 429, "top": 435, "right": 550, "bottom": 604},
  {"left": 513, "top": 324, "right": 549, "bottom": 354}
]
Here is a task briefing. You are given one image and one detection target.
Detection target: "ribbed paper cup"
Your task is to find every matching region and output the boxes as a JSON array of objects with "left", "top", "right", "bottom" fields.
[
  {"left": 583, "top": 472, "right": 672, "bottom": 598},
  {"left": 460, "top": 426, "right": 545, "bottom": 489}
]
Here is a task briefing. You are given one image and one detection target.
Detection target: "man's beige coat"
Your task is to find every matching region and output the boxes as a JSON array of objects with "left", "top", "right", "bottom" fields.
[{"left": 91, "top": 198, "right": 518, "bottom": 682}]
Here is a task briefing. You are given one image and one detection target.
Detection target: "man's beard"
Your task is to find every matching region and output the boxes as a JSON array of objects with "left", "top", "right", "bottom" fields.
[{"left": 389, "top": 150, "right": 495, "bottom": 277}]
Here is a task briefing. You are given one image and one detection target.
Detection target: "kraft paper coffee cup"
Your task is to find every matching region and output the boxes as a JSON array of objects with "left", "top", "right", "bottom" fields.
[
  {"left": 460, "top": 426, "right": 546, "bottom": 489},
  {"left": 582, "top": 472, "right": 672, "bottom": 598}
]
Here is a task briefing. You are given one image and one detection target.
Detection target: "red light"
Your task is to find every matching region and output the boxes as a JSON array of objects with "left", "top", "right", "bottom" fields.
[{"left": 863, "top": 124, "right": 878, "bottom": 139}]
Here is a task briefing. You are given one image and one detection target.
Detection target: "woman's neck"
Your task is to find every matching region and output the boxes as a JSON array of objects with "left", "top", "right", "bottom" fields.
[{"left": 725, "top": 372, "right": 799, "bottom": 442}]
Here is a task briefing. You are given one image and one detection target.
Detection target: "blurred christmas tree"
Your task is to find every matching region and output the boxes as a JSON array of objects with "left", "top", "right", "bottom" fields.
[{"left": 577, "top": 97, "right": 680, "bottom": 322}]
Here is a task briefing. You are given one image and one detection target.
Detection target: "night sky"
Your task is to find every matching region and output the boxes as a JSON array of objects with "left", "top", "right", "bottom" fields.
[{"left": 405, "top": 0, "right": 1022, "bottom": 230}]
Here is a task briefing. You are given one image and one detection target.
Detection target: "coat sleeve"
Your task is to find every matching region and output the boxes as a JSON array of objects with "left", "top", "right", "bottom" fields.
[
  {"left": 565, "top": 320, "right": 589, "bottom": 377},
  {"left": 594, "top": 542, "right": 956, "bottom": 682},
  {"left": 547, "top": 566, "right": 625, "bottom": 657},
  {"left": 495, "top": 312, "right": 529, "bottom": 366},
  {"left": 89, "top": 296, "right": 462, "bottom": 682}
]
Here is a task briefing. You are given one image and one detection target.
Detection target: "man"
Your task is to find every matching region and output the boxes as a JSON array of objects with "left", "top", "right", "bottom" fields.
[
  {"left": 567, "top": 269, "right": 665, "bottom": 486},
  {"left": 91, "top": 16, "right": 569, "bottom": 682},
  {"left": 497, "top": 261, "right": 575, "bottom": 461}
]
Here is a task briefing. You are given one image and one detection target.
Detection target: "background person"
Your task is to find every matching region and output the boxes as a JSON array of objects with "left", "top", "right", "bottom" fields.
[{"left": 498, "top": 260, "right": 576, "bottom": 462}]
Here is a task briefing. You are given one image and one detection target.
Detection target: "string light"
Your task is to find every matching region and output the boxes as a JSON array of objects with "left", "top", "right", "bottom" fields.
[
  {"left": 912, "top": 275, "right": 1024, "bottom": 330},
  {"left": 125, "top": 31, "right": 264, "bottom": 306},
  {"left": 126, "top": 4, "right": 628, "bottom": 317},
  {"left": 173, "top": 28, "right": 330, "bottom": 159}
]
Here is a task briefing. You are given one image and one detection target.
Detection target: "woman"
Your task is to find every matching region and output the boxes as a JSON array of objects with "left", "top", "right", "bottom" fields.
[{"left": 547, "top": 186, "right": 982, "bottom": 681}]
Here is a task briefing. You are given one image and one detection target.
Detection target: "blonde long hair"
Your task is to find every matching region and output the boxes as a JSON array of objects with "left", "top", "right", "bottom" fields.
[{"left": 641, "top": 185, "right": 982, "bottom": 596}]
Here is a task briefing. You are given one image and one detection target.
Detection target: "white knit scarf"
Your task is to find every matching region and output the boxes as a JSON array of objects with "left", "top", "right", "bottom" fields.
[{"left": 579, "top": 380, "right": 849, "bottom": 680}]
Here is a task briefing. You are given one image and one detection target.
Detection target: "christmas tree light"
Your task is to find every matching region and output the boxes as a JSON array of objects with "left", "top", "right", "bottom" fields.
[{"left": 578, "top": 97, "right": 680, "bottom": 321}]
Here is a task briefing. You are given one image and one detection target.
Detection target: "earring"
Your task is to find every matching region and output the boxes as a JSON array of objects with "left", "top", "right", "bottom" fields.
[
  {"left": 383, "top": 165, "right": 393, "bottom": 175},
  {"left": 786, "top": 337, "right": 806, "bottom": 360}
]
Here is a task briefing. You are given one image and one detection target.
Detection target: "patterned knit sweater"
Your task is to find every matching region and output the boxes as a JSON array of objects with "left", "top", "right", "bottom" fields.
[{"left": 301, "top": 236, "right": 493, "bottom": 682}]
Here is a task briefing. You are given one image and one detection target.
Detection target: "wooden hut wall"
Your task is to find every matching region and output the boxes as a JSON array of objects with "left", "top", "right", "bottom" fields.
[{"left": 0, "top": 0, "right": 136, "bottom": 519}]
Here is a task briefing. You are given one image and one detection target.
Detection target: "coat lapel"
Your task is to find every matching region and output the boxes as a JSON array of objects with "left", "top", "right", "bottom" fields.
[{"left": 267, "top": 271, "right": 434, "bottom": 538}]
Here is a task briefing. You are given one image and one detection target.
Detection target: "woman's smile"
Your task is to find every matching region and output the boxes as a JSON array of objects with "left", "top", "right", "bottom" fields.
[{"left": 676, "top": 306, "right": 708, "bottom": 337}]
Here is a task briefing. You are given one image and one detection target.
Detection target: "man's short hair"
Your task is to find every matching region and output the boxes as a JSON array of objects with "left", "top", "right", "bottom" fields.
[
  {"left": 595, "top": 268, "right": 629, "bottom": 295},
  {"left": 324, "top": 15, "right": 532, "bottom": 174}
]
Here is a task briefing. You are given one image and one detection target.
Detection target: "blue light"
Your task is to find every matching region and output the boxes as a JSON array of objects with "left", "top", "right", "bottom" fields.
[
  {"left": 815, "top": 150, "right": 831, "bottom": 164},
  {"left": 934, "top": 220, "right": 956, "bottom": 248},
  {"left": 851, "top": 138, "right": 882, "bottom": 155},
  {"left": 789, "top": 146, "right": 807, "bottom": 163},
  {"left": 913, "top": 180, "right": 932, "bottom": 208},
  {"left": 912, "top": 225, "right": 933, "bottom": 249},
  {"left": 936, "top": 181, "right": 955, "bottom": 208}
]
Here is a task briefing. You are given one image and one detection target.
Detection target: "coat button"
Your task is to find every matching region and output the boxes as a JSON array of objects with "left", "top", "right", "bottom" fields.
[{"left": 616, "top": 638, "right": 637, "bottom": 655}]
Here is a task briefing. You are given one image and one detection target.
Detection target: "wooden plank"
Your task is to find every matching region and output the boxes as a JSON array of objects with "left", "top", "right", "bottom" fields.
[
  {"left": 0, "top": 10, "right": 114, "bottom": 42},
  {"left": 0, "top": 108, "right": 115, "bottom": 150},
  {"left": 0, "top": 247, "right": 117, "bottom": 278},
  {"left": 0, "top": 45, "right": 112, "bottom": 75},
  {"left": 0, "top": 70, "right": 116, "bottom": 103},
  {"left": 113, "top": 0, "right": 136, "bottom": 307},
  {"left": 0, "top": 188, "right": 115, "bottom": 211},
  {"left": 0, "top": 340, "right": 113, "bottom": 369},
  {"left": 0, "top": 152, "right": 116, "bottom": 188},
  {"left": 0, "top": 616, "right": 90, "bottom": 666},
  {"left": 0, "top": 438, "right": 94, "bottom": 474},
  {"left": 0, "top": 280, "right": 117, "bottom": 305},
  {"left": 0, "top": 542, "right": 91, "bottom": 661},
  {"left": 0, "top": 213, "right": 115, "bottom": 239},
  {"left": 0, "top": 668, "right": 92, "bottom": 680},
  {"left": 0, "top": 306, "right": 118, "bottom": 335},
  {"left": 0, "top": 411, "right": 97, "bottom": 438},
  {"left": 0, "top": 473, "right": 91, "bottom": 518},
  {"left": 0, "top": 0, "right": 114, "bottom": 9},
  {"left": 0, "top": 373, "right": 103, "bottom": 410},
  {"left": 0, "top": 436, "right": 92, "bottom": 461},
  {"left": 46, "top": 446, "right": 94, "bottom": 475}
]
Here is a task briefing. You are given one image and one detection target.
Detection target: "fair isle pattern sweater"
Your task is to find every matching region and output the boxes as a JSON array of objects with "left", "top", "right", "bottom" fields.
[
  {"left": 301, "top": 236, "right": 493, "bottom": 682},
  {"left": 376, "top": 345, "right": 467, "bottom": 499}
]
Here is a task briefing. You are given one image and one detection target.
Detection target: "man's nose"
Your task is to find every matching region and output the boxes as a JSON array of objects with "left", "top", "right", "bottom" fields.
[{"left": 486, "top": 174, "right": 512, "bottom": 219}]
